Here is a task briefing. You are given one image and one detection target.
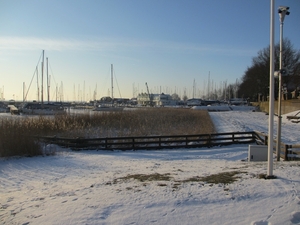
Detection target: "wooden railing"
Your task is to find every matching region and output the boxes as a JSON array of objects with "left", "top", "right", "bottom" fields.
[
  {"left": 37, "top": 131, "right": 300, "bottom": 161},
  {"left": 253, "top": 130, "right": 300, "bottom": 161},
  {"left": 285, "top": 144, "right": 300, "bottom": 160},
  {"left": 38, "top": 131, "right": 256, "bottom": 151}
]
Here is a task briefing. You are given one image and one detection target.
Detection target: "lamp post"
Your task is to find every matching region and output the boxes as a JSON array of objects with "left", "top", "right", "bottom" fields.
[
  {"left": 267, "top": 0, "right": 275, "bottom": 178},
  {"left": 276, "top": 6, "right": 290, "bottom": 161}
]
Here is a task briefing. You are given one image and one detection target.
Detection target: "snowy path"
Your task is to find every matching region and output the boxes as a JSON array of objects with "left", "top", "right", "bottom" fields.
[{"left": 208, "top": 106, "right": 300, "bottom": 144}]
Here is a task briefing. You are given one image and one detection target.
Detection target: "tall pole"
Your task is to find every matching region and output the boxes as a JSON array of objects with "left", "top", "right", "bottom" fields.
[
  {"left": 23, "top": 82, "right": 25, "bottom": 102},
  {"left": 207, "top": 72, "right": 210, "bottom": 99},
  {"left": 47, "top": 57, "right": 50, "bottom": 103},
  {"left": 83, "top": 80, "right": 85, "bottom": 102},
  {"left": 36, "top": 66, "right": 39, "bottom": 102},
  {"left": 267, "top": 0, "right": 275, "bottom": 178},
  {"left": 111, "top": 64, "right": 114, "bottom": 102},
  {"left": 276, "top": 6, "right": 289, "bottom": 161},
  {"left": 193, "top": 79, "right": 195, "bottom": 98},
  {"left": 41, "top": 50, "right": 44, "bottom": 105},
  {"left": 276, "top": 15, "right": 283, "bottom": 161}
]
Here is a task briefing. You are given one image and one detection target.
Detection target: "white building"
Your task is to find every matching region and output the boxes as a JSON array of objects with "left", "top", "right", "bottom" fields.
[
  {"left": 137, "top": 93, "right": 177, "bottom": 106},
  {"left": 186, "top": 98, "right": 202, "bottom": 106}
]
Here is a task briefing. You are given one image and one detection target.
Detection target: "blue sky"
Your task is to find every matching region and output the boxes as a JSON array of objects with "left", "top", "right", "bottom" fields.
[{"left": 0, "top": 0, "right": 299, "bottom": 101}]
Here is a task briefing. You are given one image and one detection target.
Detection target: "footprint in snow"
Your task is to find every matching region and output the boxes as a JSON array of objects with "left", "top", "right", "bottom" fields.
[{"left": 250, "top": 220, "right": 271, "bottom": 225}]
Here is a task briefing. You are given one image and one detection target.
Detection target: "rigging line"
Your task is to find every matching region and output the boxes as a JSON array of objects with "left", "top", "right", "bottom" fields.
[
  {"left": 100, "top": 66, "right": 111, "bottom": 97},
  {"left": 48, "top": 61, "right": 57, "bottom": 86},
  {"left": 113, "top": 69, "right": 122, "bottom": 98},
  {"left": 24, "top": 51, "right": 44, "bottom": 101},
  {"left": 48, "top": 61, "right": 58, "bottom": 98}
]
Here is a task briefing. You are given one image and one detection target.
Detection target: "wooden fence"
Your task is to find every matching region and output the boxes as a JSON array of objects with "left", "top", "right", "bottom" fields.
[
  {"left": 38, "top": 131, "right": 300, "bottom": 161},
  {"left": 38, "top": 131, "right": 256, "bottom": 150},
  {"left": 253, "top": 131, "right": 300, "bottom": 161}
]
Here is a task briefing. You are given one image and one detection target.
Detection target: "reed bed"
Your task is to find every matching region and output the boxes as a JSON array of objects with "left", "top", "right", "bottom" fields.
[{"left": 0, "top": 108, "right": 215, "bottom": 157}]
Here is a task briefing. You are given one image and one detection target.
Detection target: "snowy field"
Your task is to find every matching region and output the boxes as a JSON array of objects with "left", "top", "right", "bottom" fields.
[{"left": 1, "top": 106, "right": 300, "bottom": 225}]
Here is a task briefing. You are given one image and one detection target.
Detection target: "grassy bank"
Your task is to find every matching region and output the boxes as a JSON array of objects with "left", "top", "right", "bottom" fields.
[{"left": 0, "top": 108, "right": 215, "bottom": 157}]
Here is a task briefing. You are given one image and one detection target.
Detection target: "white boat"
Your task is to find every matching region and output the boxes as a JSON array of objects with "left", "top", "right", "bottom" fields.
[
  {"left": 93, "top": 105, "right": 124, "bottom": 112},
  {"left": 20, "top": 102, "right": 66, "bottom": 115}
]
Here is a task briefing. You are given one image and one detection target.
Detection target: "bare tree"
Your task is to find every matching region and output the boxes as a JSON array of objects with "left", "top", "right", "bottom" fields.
[{"left": 238, "top": 38, "right": 300, "bottom": 101}]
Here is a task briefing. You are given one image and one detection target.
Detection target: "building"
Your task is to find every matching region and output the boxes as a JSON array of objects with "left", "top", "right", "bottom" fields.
[
  {"left": 137, "top": 93, "right": 177, "bottom": 106},
  {"left": 186, "top": 98, "right": 202, "bottom": 106}
]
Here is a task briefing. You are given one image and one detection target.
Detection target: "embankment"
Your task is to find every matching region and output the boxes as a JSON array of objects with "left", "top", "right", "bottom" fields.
[{"left": 252, "top": 99, "right": 300, "bottom": 114}]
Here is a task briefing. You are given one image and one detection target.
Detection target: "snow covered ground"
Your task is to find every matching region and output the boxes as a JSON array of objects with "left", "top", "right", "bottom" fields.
[{"left": 1, "top": 106, "right": 300, "bottom": 225}]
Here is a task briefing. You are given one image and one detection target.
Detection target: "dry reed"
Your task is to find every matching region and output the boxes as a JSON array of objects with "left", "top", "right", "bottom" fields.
[{"left": 0, "top": 108, "right": 215, "bottom": 157}]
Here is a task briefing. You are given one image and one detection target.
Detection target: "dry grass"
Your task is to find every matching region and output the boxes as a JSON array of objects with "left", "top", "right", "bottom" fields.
[
  {"left": 107, "top": 170, "right": 246, "bottom": 191},
  {"left": 0, "top": 108, "right": 215, "bottom": 157},
  {"left": 179, "top": 171, "right": 246, "bottom": 184},
  {"left": 111, "top": 173, "right": 173, "bottom": 184}
]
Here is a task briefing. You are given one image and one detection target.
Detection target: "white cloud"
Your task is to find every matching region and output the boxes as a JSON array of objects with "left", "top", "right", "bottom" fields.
[
  {"left": 0, "top": 36, "right": 255, "bottom": 57},
  {"left": 0, "top": 36, "right": 96, "bottom": 51}
]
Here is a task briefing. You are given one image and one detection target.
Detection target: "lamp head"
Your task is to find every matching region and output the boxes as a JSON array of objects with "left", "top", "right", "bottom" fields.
[
  {"left": 278, "top": 6, "right": 290, "bottom": 22},
  {"left": 278, "top": 6, "right": 290, "bottom": 14},
  {"left": 278, "top": 6, "right": 289, "bottom": 11}
]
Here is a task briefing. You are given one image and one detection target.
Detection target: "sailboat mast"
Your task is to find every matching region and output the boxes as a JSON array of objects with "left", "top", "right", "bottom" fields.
[
  {"left": 207, "top": 71, "right": 210, "bottom": 99},
  {"left": 23, "top": 82, "right": 25, "bottom": 102},
  {"left": 36, "top": 66, "right": 39, "bottom": 102},
  {"left": 47, "top": 57, "right": 50, "bottom": 103},
  {"left": 111, "top": 64, "right": 114, "bottom": 101},
  {"left": 193, "top": 79, "right": 195, "bottom": 99},
  {"left": 41, "top": 50, "right": 44, "bottom": 104}
]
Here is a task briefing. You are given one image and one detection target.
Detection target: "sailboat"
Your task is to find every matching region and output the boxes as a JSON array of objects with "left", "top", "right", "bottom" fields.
[
  {"left": 93, "top": 64, "right": 124, "bottom": 112},
  {"left": 20, "top": 102, "right": 65, "bottom": 115},
  {"left": 20, "top": 50, "right": 66, "bottom": 115}
]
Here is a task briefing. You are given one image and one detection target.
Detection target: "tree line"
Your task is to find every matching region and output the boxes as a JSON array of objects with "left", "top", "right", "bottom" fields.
[{"left": 238, "top": 38, "right": 300, "bottom": 102}]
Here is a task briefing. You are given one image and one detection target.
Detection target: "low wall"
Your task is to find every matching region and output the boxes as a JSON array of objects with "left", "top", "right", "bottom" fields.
[{"left": 252, "top": 100, "right": 300, "bottom": 114}]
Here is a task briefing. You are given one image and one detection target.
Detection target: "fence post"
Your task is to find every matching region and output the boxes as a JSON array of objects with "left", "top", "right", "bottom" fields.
[
  {"left": 284, "top": 145, "right": 289, "bottom": 161},
  {"left": 105, "top": 138, "right": 108, "bottom": 149},
  {"left": 185, "top": 136, "right": 188, "bottom": 147},
  {"left": 159, "top": 137, "right": 161, "bottom": 148},
  {"left": 264, "top": 135, "right": 268, "bottom": 145},
  {"left": 75, "top": 137, "right": 80, "bottom": 149},
  {"left": 132, "top": 138, "right": 135, "bottom": 150},
  {"left": 252, "top": 132, "right": 256, "bottom": 142}
]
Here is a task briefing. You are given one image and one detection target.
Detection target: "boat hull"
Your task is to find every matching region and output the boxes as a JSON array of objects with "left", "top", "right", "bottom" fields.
[
  {"left": 93, "top": 106, "right": 124, "bottom": 112},
  {"left": 20, "top": 102, "right": 66, "bottom": 115}
]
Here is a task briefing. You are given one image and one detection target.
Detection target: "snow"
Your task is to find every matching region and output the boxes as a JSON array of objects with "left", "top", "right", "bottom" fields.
[{"left": 1, "top": 106, "right": 300, "bottom": 225}]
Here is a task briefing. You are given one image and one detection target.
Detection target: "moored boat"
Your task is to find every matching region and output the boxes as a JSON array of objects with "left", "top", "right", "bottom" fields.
[
  {"left": 20, "top": 102, "right": 66, "bottom": 115},
  {"left": 93, "top": 104, "right": 124, "bottom": 112}
]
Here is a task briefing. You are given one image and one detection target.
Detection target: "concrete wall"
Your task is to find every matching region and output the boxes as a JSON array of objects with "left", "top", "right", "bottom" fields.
[{"left": 252, "top": 100, "right": 300, "bottom": 114}]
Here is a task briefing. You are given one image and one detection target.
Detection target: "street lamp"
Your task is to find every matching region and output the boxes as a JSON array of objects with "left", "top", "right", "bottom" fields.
[
  {"left": 267, "top": 0, "right": 275, "bottom": 178},
  {"left": 276, "top": 6, "right": 290, "bottom": 161}
]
